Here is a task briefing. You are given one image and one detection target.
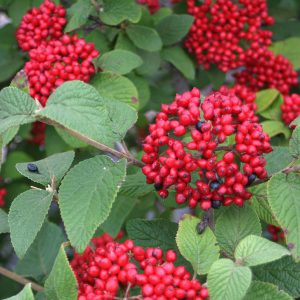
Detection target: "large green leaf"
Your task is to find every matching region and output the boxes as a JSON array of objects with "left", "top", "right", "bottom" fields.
[
  {"left": 215, "top": 206, "right": 261, "bottom": 258},
  {"left": 99, "top": 0, "right": 141, "bottom": 26},
  {"left": 207, "top": 258, "right": 252, "bottom": 300},
  {"left": 5, "top": 284, "right": 34, "bottom": 300},
  {"left": 243, "top": 281, "right": 293, "bottom": 300},
  {"left": 235, "top": 235, "right": 290, "bottom": 266},
  {"left": 91, "top": 72, "right": 139, "bottom": 109},
  {"left": 156, "top": 14, "right": 194, "bottom": 45},
  {"left": 0, "top": 209, "right": 9, "bottom": 234},
  {"left": 261, "top": 120, "right": 291, "bottom": 139},
  {"left": 0, "top": 87, "right": 37, "bottom": 135},
  {"left": 16, "top": 151, "right": 75, "bottom": 186},
  {"left": 176, "top": 215, "right": 220, "bottom": 274},
  {"left": 126, "top": 25, "right": 162, "bottom": 51},
  {"left": 255, "top": 89, "right": 280, "bottom": 113},
  {"left": 289, "top": 125, "right": 300, "bottom": 158},
  {"left": 37, "top": 81, "right": 137, "bottom": 147},
  {"left": 162, "top": 47, "right": 195, "bottom": 79},
  {"left": 16, "top": 222, "right": 66, "bottom": 282},
  {"left": 44, "top": 245, "right": 77, "bottom": 300},
  {"left": 252, "top": 256, "right": 300, "bottom": 298},
  {"left": 96, "top": 50, "right": 143, "bottom": 75},
  {"left": 268, "top": 172, "right": 300, "bottom": 261},
  {"left": 8, "top": 190, "right": 54, "bottom": 258},
  {"left": 59, "top": 156, "right": 126, "bottom": 252}
]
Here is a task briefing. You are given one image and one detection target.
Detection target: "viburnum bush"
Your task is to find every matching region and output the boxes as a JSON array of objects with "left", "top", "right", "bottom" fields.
[{"left": 1, "top": 1, "right": 300, "bottom": 300}]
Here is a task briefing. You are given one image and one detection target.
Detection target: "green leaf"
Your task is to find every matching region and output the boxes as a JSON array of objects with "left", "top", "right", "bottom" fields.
[
  {"left": 0, "top": 209, "right": 9, "bottom": 234},
  {"left": 65, "top": 0, "right": 93, "bottom": 32},
  {"left": 16, "top": 222, "right": 66, "bottom": 281},
  {"left": 54, "top": 127, "right": 87, "bottom": 149},
  {"left": 9, "top": 190, "right": 54, "bottom": 258},
  {"left": 256, "top": 89, "right": 280, "bottom": 113},
  {"left": 176, "top": 215, "right": 220, "bottom": 274},
  {"left": 96, "top": 49, "right": 143, "bottom": 75},
  {"left": 244, "top": 281, "right": 293, "bottom": 300},
  {"left": 235, "top": 235, "right": 290, "bottom": 266},
  {"left": 270, "top": 37, "right": 300, "bottom": 69},
  {"left": 127, "top": 74, "right": 150, "bottom": 109},
  {"left": 207, "top": 258, "right": 252, "bottom": 300},
  {"left": 85, "top": 30, "right": 110, "bottom": 54},
  {"left": 91, "top": 72, "right": 139, "bottom": 109},
  {"left": 152, "top": 7, "right": 172, "bottom": 25},
  {"left": 5, "top": 284, "right": 34, "bottom": 300},
  {"left": 215, "top": 206, "right": 261, "bottom": 258},
  {"left": 0, "top": 50, "right": 24, "bottom": 83},
  {"left": 38, "top": 81, "right": 137, "bottom": 147},
  {"left": 162, "top": 47, "right": 195, "bottom": 79},
  {"left": 268, "top": 172, "right": 300, "bottom": 261},
  {"left": 156, "top": 14, "right": 194, "bottom": 45},
  {"left": 126, "top": 25, "right": 162, "bottom": 51},
  {"left": 261, "top": 120, "right": 291, "bottom": 139},
  {"left": 101, "top": 194, "right": 137, "bottom": 238},
  {"left": 252, "top": 256, "right": 300, "bottom": 298},
  {"left": 44, "top": 245, "right": 77, "bottom": 300},
  {"left": 259, "top": 93, "right": 283, "bottom": 121},
  {"left": 99, "top": 0, "right": 142, "bottom": 26},
  {"left": 289, "top": 125, "right": 300, "bottom": 158},
  {"left": 59, "top": 156, "right": 126, "bottom": 252},
  {"left": 0, "top": 87, "right": 37, "bottom": 135},
  {"left": 16, "top": 151, "right": 75, "bottom": 186},
  {"left": 136, "top": 50, "right": 161, "bottom": 76}
]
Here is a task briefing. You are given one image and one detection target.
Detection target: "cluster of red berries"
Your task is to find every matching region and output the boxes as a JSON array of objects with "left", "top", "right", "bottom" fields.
[
  {"left": 142, "top": 88, "right": 272, "bottom": 210},
  {"left": 0, "top": 188, "right": 7, "bottom": 207},
  {"left": 16, "top": 0, "right": 66, "bottom": 51},
  {"left": 266, "top": 225, "right": 285, "bottom": 242},
  {"left": 71, "top": 235, "right": 209, "bottom": 300},
  {"left": 185, "top": 0, "right": 274, "bottom": 72},
  {"left": 281, "top": 94, "right": 300, "bottom": 126},
  {"left": 137, "top": 0, "right": 160, "bottom": 14}
]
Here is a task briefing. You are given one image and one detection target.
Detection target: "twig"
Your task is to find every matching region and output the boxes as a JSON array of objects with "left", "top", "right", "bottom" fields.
[
  {"left": 123, "top": 283, "right": 131, "bottom": 299},
  {"left": 282, "top": 164, "right": 300, "bottom": 174},
  {"left": 0, "top": 266, "right": 44, "bottom": 292}
]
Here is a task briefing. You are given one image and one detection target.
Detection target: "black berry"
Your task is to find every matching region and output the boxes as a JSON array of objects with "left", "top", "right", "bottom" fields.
[
  {"left": 27, "top": 163, "right": 39, "bottom": 173},
  {"left": 196, "top": 220, "right": 208, "bottom": 234},
  {"left": 212, "top": 200, "right": 222, "bottom": 209},
  {"left": 210, "top": 181, "right": 220, "bottom": 190},
  {"left": 246, "top": 173, "right": 257, "bottom": 186},
  {"left": 195, "top": 121, "right": 205, "bottom": 131},
  {"left": 154, "top": 182, "right": 163, "bottom": 191}
]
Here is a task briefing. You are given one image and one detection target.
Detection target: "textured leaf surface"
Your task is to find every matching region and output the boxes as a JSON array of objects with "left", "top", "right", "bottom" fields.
[
  {"left": 261, "top": 120, "right": 291, "bottom": 138},
  {"left": 16, "top": 222, "right": 66, "bottom": 281},
  {"left": 0, "top": 87, "right": 37, "bottom": 134},
  {"left": 59, "top": 156, "right": 126, "bottom": 252},
  {"left": 255, "top": 89, "right": 280, "bottom": 113},
  {"left": 235, "top": 235, "right": 290, "bottom": 266},
  {"left": 244, "top": 281, "right": 293, "bottom": 300},
  {"left": 289, "top": 125, "right": 300, "bottom": 158},
  {"left": 16, "top": 151, "right": 74, "bottom": 186},
  {"left": 9, "top": 190, "right": 53, "bottom": 258},
  {"left": 265, "top": 146, "right": 293, "bottom": 175},
  {"left": 215, "top": 206, "right": 261, "bottom": 258},
  {"left": 0, "top": 209, "right": 9, "bottom": 234},
  {"left": 207, "top": 259, "right": 252, "bottom": 300},
  {"left": 268, "top": 173, "right": 300, "bottom": 261},
  {"left": 176, "top": 216, "right": 220, "bottom": 274},
  {"left": 6, "top": 284, "right": 34, "bottom": 300},
  {"left": 44, "top": 245, "right": 77, "bottom": 300}
]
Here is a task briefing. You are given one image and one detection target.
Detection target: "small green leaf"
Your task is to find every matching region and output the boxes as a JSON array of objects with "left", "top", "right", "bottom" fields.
[
  {"left": 96, "top": 49, "right": 143, "bottom": 75},
  {"left": 244, "top": 281, "right": 293, "bottom": 300},
  {"left": 0, "top": 87, "right": 37, "bottom": 135},
  {"left": 156, "top": 14, "right": 194, "bottom": 45},
  {"left": 91, "top": 72, "right": 139, "bottom": 109},
  {"left": 268, "top": 172, "right": 300, "bottom": 261},
  {"left": 16, "top": 222, "right": 66, "bottom": 281},
  {"left": 99, "top": 0, "right": 142, "bottom": 26},
  {"left": 207, "top": 258, "right": 252, "bottom": 300},
  {"left": 0, "top": 209, "right": 9, "bottom": 234},
  {"left": 152, "top": 7, "right": 172, "bottom": 25},
  {"left": 136, "top": 50, "right": 161, "bottom": 76},
  {"left": 126, "top": 25, "right": 162, "bottom": 51},
  {"left": 176, "top": 215, "right": 220, "bottom": 274},
  {"left": 261, "top": 120, "right": 291, "bottom": 138},
  {"left": 215, "top": 206, "right": 261, "bottom": 258},
  {"left": 259, "top": 93, "right": 283, "bottom": 121},
  {"left": 235, "top": 235, "right": 290, "bottom": 266},
  {"left": 127, "top": 74, "right": 150, "bottom": 109},
  {"left": 289, "top": 126, "right": 300, "bottom": 158},
  {"left": 44, "top": 245, "right": 77, "bottom": 300},
  {"left": 16, "top": 151, "right": 75, "bottom": 186},
  {"left": 256, "top": 89, "right": 280, "bottom": 113},
  {"left": 59, "top": 156, "right": 126, "bottom": 252},
  {"left": 9, "top": 190, "right": 54, "bottom": 258},
  {"left": 5, "top": 284, "right": 34, "bottom": 300},
  {"left": 162, "top": 47, "right": 195, "bottom": 79}
]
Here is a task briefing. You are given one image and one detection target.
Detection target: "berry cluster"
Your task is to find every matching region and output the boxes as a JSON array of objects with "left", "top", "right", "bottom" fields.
[
  {"left": 0, "top": 188, "right": 7, "bottom": 207},
  {"left": 137, "top": 0, "right": 160, "bottom": 14},
  {"left": 142, "top": 88, "right": 272, "bottom": 210},
  {"left": 16, "top": 0, "right": 66, "bottom": 51},
  {"left": 281, "top": 94, "right": 300, "bottom": 126},
  {"left": 266, "top": 225, "right": 285, "bottom": 242},
  {"left": 71, "top": 235, "right": 209, "bottom": 300},
  {"left": 185, "top": 0, "right": 274, "bottom": 72}
]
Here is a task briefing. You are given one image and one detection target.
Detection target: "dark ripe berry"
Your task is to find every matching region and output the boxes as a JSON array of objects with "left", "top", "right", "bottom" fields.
[
  {"left": 195, "top": 121, "right": 205, "bottom": 131},
  {"left": 196, "top": 221, "right": 207, "bottom": 234},
  {"left": 209, "top": 180, "right": 220, "bottom": 190},
  {"left": 246, "top": 173, "right": 257, "bottom": 186},
  {"left": 27, "top": 163, "right": 39, "bottom": 173},
  {"left": 211, "top": 200, "right": 222, "bottom": 209},
  {"left": 154, "top": 182, "right": 163, "bottom": 191}
]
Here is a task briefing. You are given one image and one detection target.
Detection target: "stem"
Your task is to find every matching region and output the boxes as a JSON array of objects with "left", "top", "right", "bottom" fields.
[
  {"left": 215, "top": 146, "right": 234, "bottom": 151},
  {"left": 205, "top": 208, "right": 214, "bottom": 231},
  {"left": 282, "top": 164, "right": 300, "bottom": 174},
  {"left": 123, "top": 283, "right": 131, "bottom": 299},
  {"left": 39, "top": 117, "right": 145, "bottom": 168},
  {"left": 0, "top": 266, "right": 44, "bottom": 292}
]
